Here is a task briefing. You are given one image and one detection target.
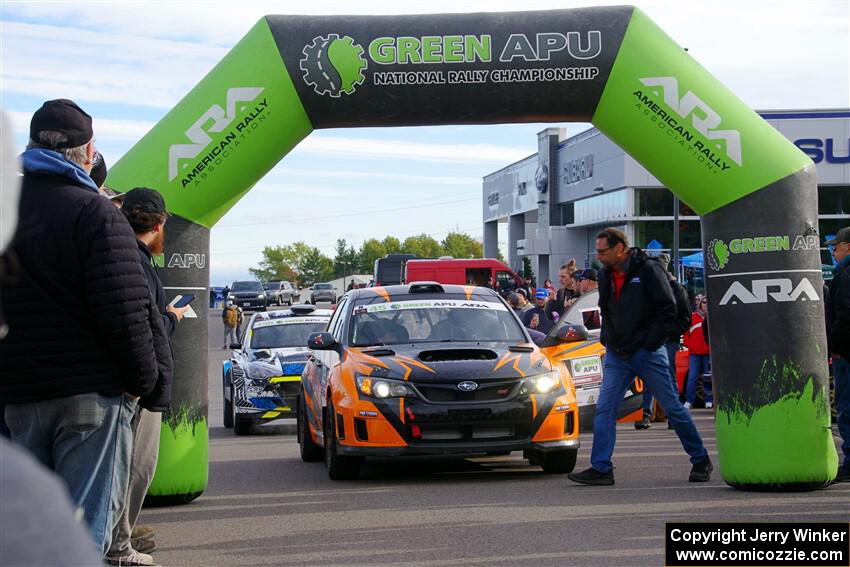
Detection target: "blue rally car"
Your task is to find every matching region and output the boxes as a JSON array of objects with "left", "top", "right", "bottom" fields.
[{"left": 223, "top": 305, "right": 332, "bottom": 435}]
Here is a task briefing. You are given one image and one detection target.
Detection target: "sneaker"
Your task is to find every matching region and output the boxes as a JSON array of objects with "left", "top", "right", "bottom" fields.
[
  {"left": 568, "top": 467, "right": 614, "bottom": 486},
  {"left": 105, "top": 550, "right": 158, "bottom": 566},
  {"left": 689, "top": 457, "right": 713, "bottom": 482},
  {"left": 705, "top": 402, "right": 713, "bottom": 409},
  {"left": 834, "top": 464, "right": 850, "bottom": 484},
  {"left": 131, "top": 526, "right": 155, "bottom": 541},
  {"left": 634, "top": 415, "right": 652, "bottom": 430},
  {"left": 683, "top": 401, "right": 693, "bottom": 409},
  {"left": 132, "top": 538, "right": 156, "bottom": 555}
]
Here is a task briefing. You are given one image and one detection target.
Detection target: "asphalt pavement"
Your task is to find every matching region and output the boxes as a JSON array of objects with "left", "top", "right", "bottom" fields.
[{"left": 137, "top": 306, "right": 849, "bottom": 567}]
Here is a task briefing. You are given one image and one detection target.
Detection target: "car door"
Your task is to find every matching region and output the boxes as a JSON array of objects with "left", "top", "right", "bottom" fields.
[{"left": 304, "top": 298, "right": 346, "bottom": 434}]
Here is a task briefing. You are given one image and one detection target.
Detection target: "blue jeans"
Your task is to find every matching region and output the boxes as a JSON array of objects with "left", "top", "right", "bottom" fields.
[
  {"left": 685, "top": 354, "right": 712, "bottom": 405},
  {"left": 4, "top": 393, "right": 137, "bottom": 556},
  {"left": 835, "top": 357, "right": 850, "bottom": 467},
  {"left": 641, "top": 341, "right": 680, "bottom": 413},
  {"left": 591, "top": 347, "right": 709, "bottom": 473}
]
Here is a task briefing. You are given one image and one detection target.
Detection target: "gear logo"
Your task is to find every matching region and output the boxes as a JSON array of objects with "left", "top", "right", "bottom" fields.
[
  {"left": 706, "top": 238, "right": 730, "bottom": 271},
  {"left": 300, "top": 35, "right": 367, "bottom": 97}
]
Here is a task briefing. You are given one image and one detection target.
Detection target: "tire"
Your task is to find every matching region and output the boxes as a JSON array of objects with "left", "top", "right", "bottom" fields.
[
  {"left": 223, "top": 372, "right": 233, "bottom": 429},
  {"left": 324, "top": 401, "right": 361, "bottom": 480},
  {"left": 298, "top": 394, "right": 323, "bottom": 462},
  {"left": 540, "top": 449, "right": 578, "bottom": 474},
  {"left": 234, "top": 419, "right": 253, "bottom": 436}
]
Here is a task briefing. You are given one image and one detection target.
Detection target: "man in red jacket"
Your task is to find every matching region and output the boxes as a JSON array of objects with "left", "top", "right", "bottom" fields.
[{"left": 683, "top": 295, "right": 712, "bottom": 409}]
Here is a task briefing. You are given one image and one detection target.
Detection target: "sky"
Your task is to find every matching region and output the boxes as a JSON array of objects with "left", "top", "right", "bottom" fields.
[{"left": 1, "top": 0, "right": 848, "bottom": 285}]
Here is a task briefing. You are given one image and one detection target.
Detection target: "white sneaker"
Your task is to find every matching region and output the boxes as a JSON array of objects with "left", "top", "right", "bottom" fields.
[
  {"left": 105, "top": 550, "right": 158, "bottom": 566},
  {"left": 705, "top": 402, "right": 713, "bottom": 409},
  {"left": 683, "top": 401, "right": 692, "bottom": 409}
]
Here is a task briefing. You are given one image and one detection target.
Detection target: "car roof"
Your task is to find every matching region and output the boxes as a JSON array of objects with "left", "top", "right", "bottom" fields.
[
  {"left": 345, "top": 283, "right": 502, "bottom": 302},
  {"left": 251, "top": 307, "right": 333, "bottom": 322}
]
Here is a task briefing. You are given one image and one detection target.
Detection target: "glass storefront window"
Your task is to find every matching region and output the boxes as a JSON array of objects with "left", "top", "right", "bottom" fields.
[
  {"left": 635, "top": 188, "right": 673, "bottom": 216},
  {"left": 819, "top": 186, "right": 849, "bottom": 215},
  {"left": 573, "top": 190, "right": 629, "bottom": 224},
  {"left": 633, "top": 220, "right": 703, "bottom": 251}
]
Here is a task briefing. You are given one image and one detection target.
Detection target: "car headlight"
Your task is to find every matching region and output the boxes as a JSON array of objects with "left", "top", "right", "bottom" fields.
[
  {"left": 257, "top": 294, "right": 264, "bottom": 299},
  {"left": 356, "top": 376, "right": 418, "bottom": 399},
  {"left": 245, "top": 364, "right": 281, "bottom": 383},
  {"left": 522, "top": 371, "right": 561, "bottom": 395}
]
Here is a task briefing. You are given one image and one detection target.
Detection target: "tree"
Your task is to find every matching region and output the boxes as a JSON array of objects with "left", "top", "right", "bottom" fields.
[
  {"left": 522, "top": 257, "right": 534, "bottom": 279},
  {"left": 358, "top": 238, "right": 387, "bottom": 274},
  {"left": 300, "top": 247, "right": 334, "bottom": 285},
  {"left": 402, "top": 234, "right": 443, "bottom": 258},
  {"left": 333, "top": 238, "right": 359, "bottom": 278},
  {"left": 250, "top": 241, "right": 313, "bottom": 286},
  {"left": 441, "top": 232, "right": 483, "bottom": 258},
  {"left": 381, "top": 236, "right": 402, "bottom": 255}
]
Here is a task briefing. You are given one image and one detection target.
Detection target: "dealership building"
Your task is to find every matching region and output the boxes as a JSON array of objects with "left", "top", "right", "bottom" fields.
[{"left": 482, "top": 109, "right": 849, "bottom": 285}]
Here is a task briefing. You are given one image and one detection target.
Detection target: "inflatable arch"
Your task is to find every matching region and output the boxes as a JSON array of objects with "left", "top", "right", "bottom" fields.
[{"left": 108, "top": 6, "right": 836, "bottom": 501}]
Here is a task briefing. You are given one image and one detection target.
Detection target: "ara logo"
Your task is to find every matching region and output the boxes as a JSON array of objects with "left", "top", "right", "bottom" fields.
[
  {"left": 300, "top": 35, "right": 367, "bottom": 97},
  {"left": 638, "top": 76, "right": 742, "bottom": 167},
  {"left": 718, "top": 277, "right": 820, "bottom": 305},
  {"left": 168, "top": 87, "right": 265, "bottom": 181}
]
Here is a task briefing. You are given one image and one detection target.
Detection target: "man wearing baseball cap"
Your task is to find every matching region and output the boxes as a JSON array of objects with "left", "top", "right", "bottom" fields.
[
  {"left": 520, "top": 288, "right": 555, "bottom": 334},
  {"left": 826, "top": 227, "right": 850, "bottom": 482},
  {"left": 575, "top": 269, "right": 599, "bottom": 294},
  {"left": 104, "top": 187, "right": 184, "bottom": 565},
  {"left": 0, "top": 100, "right": 159, "bottom": 557}
]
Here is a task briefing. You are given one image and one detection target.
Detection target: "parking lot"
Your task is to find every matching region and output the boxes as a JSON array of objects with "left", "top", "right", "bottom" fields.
[{"left": 127, "top": 309, "right": 850, "bottom": 567}]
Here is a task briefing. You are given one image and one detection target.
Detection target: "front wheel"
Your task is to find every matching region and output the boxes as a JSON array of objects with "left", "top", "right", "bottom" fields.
[
  {"left": 324, "top": 402, "right": 361, "bottom": 480},
  {"left": 233, "top": 419, "right": 253, "bottom": 436},
  {"left": 298, "top": 394, "right": 323, "bottom": 462},
  {"left": 540, "top": 449, "right": 578, "bottom": 474}
]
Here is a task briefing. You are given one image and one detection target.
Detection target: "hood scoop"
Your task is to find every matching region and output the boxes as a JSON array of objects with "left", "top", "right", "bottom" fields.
[{"left": 418, "top": 349, "right": 498, "bottom": 362}]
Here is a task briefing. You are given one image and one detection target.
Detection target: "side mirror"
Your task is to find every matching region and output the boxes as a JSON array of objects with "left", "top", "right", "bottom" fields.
[
  {"left": 308, "top": 332, "right": 336, "bottom": 350},
  {"left": 229, "top": 342, "right": 242, "bottom": 350},
  {"left": 556, "top": 324, "right": 589, "bottom": 343}
]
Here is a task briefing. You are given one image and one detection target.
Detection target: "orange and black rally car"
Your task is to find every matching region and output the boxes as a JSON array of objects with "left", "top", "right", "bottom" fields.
[{"left": 298, "top": 282, "right": 581, "bottom": 480}]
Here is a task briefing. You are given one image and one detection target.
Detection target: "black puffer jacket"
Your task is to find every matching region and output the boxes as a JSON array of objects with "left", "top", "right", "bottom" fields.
[
  {"left": 598, "top": 247, "right": 676, "bottom": 357},
  {"left": 0, "top": 172, "right": 159, "bottom": 403},
  {"left": 136, "top": 241, "right": 175, "bottom": 412},
  {"left": 827, "top": 259, "right": 850, "bottom": 358}
]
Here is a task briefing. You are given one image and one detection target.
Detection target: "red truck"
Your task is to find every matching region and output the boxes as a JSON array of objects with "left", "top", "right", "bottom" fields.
[{"left": 403, "top": 258, "right": 523, "bottom": 292}]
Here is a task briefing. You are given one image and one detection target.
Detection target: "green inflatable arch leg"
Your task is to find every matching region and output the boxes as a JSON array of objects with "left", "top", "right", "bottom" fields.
[{"left": 108, "top": 6, "right": 836, "bottom": 500}]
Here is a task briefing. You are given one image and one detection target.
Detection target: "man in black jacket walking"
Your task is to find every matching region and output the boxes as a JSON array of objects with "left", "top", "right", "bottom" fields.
[
  {"left": 107, "top": 188, "right": 187, "bottom": 565},
  {"left": 568, "top": 228, "right": 711, "bottom": 485},
  {"left": 0, "top": 100, "right": 159, "bottom": 556}
]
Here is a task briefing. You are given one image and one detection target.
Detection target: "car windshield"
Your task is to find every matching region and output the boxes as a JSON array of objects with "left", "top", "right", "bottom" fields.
[
  {"left": 314, "top": 283, "right": 332, "bottom": 290},
  {"left": 350, "top": 298, "right": 527, "bottom": 346},
  {"left": 232, "top": 281, "right": 262, "bottom": 292},
  {"left": 263, "top": 283, "right": 278, "bottom": 290},
  {"left": 541, "top": 290, "right": 601, "bottom": 348},
  {"left": 250, "top": 321, "right": 328, "bottom": 349}
]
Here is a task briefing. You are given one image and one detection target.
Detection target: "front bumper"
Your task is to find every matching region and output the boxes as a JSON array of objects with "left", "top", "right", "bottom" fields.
[
  {"left": 233, "top": 377, "right": 300, "bottom": 422},
  {"left": 338, "top": 438, "right": 579, "bottom": 457},
  {"left": 230, "top": 296, "right": 266, "bottom": 310},
  {"left": 336, "top": 393, "right": 578, "bottom": 457}
]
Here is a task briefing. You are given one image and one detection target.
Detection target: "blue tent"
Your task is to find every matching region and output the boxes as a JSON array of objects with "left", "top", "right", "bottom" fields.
[{"left": 681, "top": 251, "right": 704, "bottom": 269}]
